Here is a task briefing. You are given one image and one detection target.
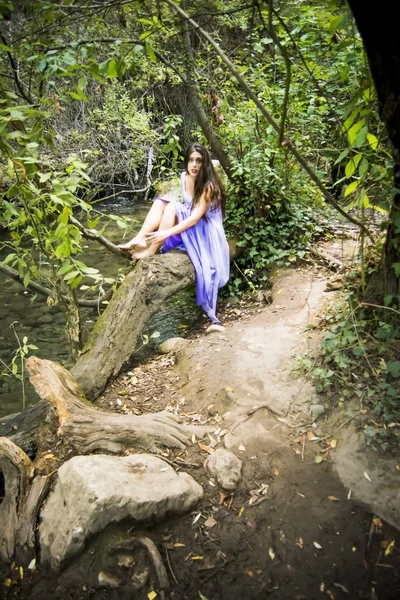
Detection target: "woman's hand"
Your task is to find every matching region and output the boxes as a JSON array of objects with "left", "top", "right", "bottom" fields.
[{"left": 145, "top": 230, "right": 169, "bottom": 245}]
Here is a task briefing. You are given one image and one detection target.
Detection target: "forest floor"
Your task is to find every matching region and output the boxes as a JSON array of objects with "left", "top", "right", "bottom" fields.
[{"left": 2, "top": 235, "right": 400, "bottom": 600}]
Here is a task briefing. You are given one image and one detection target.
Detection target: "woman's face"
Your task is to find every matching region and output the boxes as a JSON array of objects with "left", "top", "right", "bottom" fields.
[{"left": 187, "top": 151, "right": 203, "bottom": 178}]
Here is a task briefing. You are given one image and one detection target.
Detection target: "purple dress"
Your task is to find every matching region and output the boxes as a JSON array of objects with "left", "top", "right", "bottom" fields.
[{"left": 157, "top": 172, "right": 230, "bottom": 323}]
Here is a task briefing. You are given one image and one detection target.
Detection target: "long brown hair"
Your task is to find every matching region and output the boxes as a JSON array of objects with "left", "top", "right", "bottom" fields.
[{"left": 184, "top": 143, "right": 226, "bottom": 214}]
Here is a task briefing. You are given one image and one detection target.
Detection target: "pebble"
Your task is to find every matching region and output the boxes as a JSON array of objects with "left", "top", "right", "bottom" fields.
[{"left": 206, "top": 324, "right": 225, "bottom": 334}]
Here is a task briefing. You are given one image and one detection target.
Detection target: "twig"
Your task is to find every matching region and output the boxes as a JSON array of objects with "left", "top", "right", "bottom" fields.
[
  {"left": 362, "top": 302, "right": 400, "bottom": 316},
  {"left": 231, "top": 403, "right": 285, "bottom": 433},
  {"left": 164, "top": 547, "right": 179, "bottom": 586},
  {"left": 301, "top": 435, "right": 305, "bottom": 462},
  {"left": 366, "top": 515, "right": 375, "bottom": 556},
  {"left": 249, "top": 495, "right": 269, "bottom": 507},
  {"left": 337, "top": 410, "right": 363, "bottom": 431},
  {"left": 69, "top": 215, "right": 127, "bottom": 256}
]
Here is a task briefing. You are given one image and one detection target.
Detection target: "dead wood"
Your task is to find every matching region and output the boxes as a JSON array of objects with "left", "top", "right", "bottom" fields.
[
  {"left": 309, "top": 247, "right": 344, "bottom": 271},
  {"left": 71, "top": 251, "right": 195, "bottom": 400},
  {"left": 0, "top": 401, "right": 53, "bottom": 456},
  {"left": 26, "top": 356, "right": 206, "bottom": 454},
  {"left": 0, "top": 437, "right": 47, "bottom": 565}
]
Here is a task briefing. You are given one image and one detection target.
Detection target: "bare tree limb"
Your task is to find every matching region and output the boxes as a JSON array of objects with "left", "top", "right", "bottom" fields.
[
  {"left": 0, "top": 260, "right": 109, "bottom": 309},
  {"left": 0, "top": 33, "right": 34, "bottom": 104},
  {"left": 68, "top": 215, "right": 128, "bottom": 256}
]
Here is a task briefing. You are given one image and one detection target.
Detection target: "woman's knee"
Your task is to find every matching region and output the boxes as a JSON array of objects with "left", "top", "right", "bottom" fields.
[
  {"left": 154, "top": 198, "right": 167, "bottom": 211},
  {"left": 165, "top": 201, "right": 176, "bottom": 215}
]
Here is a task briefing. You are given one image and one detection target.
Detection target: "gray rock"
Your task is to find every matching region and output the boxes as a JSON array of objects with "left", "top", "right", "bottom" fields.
[
  {"left": 131, "top": 567, "right": 150, "bottom": 591},
  {"left": 36, "top": 313, "right": 53, "bottom": 325},
  {"left": 39, "top": 454, "right": 203, "bottom": 569},
  {"left": 205, "top": 324, "right": 225, "bottom": 334},
  {"left": 98, "top": 571, "right": 122, "bottom": 588},
  {"left": 255, "top": 289, "right": 273, "bottom": 304},
  {"left": 158, "top": 337, "right": 188, "bottom": 354},
  {"left": 310, "top": 404, "right": 326, "bottom": 417},
  {"left": 205, "top": 448, "right": 242, "bottom": 490}
]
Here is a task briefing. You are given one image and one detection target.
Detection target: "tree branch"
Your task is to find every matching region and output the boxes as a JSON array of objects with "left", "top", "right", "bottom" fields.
[
  {"left": 68, "top": 215, "right": 128, "bottom": 256},
  {"left": 0, "top": 260, "right": 109, "bottom": 309},
  {"left": 165, "top": 0, "right": 374, "bottom": 241},
  {"left": 0, "top": 33, "right": 34, "bottom": 104}
]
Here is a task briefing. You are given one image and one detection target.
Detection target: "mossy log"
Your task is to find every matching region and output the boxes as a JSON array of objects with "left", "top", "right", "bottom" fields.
[{"left": 71, "top": 252, "right": 195, "bottom": 400}]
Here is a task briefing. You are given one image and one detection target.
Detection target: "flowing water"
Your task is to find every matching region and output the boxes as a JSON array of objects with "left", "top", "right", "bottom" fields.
[{"left": 0, "top": 196, "right": 202, "bottom": 417}]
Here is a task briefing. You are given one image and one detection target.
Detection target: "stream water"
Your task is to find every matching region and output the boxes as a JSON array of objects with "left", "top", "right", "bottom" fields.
[{"left": 0, "top": 196, "right": 202, "bottom": 417}]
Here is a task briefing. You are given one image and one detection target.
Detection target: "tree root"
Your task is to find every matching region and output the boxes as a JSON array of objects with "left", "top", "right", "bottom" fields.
[{"left": 25, "top": 356, "right": 207, "bottom": 454}]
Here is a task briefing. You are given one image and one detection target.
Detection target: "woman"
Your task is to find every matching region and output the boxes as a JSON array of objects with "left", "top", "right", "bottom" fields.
[{"left": 118, "top": 143, "right": 230, "bottom": 323}]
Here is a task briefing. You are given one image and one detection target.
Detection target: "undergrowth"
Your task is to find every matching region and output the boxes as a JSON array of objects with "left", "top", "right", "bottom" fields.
[{"left": 298, "top": 274, "right": 400, "bottom": 452}]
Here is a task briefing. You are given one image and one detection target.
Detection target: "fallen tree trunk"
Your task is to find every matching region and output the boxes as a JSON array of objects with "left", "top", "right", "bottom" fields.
[
  {"left": 26, "top": 356, "right": 206, "bottom": 454},
  {"left": 71, "top": 251, "right": 195, "bottom": 400}
]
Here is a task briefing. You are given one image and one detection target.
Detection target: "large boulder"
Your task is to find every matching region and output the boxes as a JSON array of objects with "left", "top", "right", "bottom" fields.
[{"left": 39, "top": 454, "right": 203, "bottom": 569}]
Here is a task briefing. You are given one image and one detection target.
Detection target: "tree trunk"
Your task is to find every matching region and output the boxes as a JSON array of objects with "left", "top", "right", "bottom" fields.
[
  {"left": 26, "top": 356, "right": 207, "bottom": 454},
  {"left": 71, "top": 252, "right": 195, "bottom": 400},
  {"left": 181, "top": 13, "right": 232, "bottom": 178},
  {"left": 347, "top": 1, "right": 400, "bottom": 301}
]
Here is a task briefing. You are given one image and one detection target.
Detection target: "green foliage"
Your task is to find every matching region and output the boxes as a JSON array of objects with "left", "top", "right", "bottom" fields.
[
  {"left": 0, "top": 97, "right": 127, "bottom": 360},
  {"left": 0, "top": 322, "right": 38, "bottom": 411},
  {"left": 156, "top": 114, "right": 184, "bottom": 176},
  {"left": 300, "top": 287, "right": 400, "bottom": 451},
  {"left": 224, "top": 134, "right": 327, "bottom": 293}
]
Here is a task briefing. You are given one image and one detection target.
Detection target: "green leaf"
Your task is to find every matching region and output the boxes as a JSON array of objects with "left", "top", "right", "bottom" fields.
[
  {"left": 63, "top": 270, "right": 81, "bottom": 281},
  {"left": 0, "top": 42, "right": 13, "bottom": 52},
  {"left": 145, "top": 42, "right": 157, "bottom": 63},
  {"left": 79, "top": 266, "right": 99, "bottom": 275},
  {"left": 393, "top": 263, "right": 400, "bottom": 277},
  {"left": 314, "top": 456, "right": 323, "bottom": 464},
  {"left": 359, "top": 157, "right": 369, "bottom": 179},
  {"left": 345, "top": 154, "right": 361, "bottom": 178},
  {"left": 334, "top": 149, "right": 349, "bottom": 165},
  {"left": 57, "top": 262, "right": 72, "bottom": 276},
  {"left": 75, "top": 86, "right": 88, "bottom": 101},
  {"left": 366, "top": 133, "right": 378, "bottom": 150},
  {"left": 87, "top": 216, "right": 101, "bottom": 229},
  {"left": 3, "top": 199, "right": 20, "bottom": 216},
  {"left": 347, "top": 120, "right": 365, "bottom": 145},
  {"left": 387, "top": 362, "right": 400, "bottom": 378},
  {"left": 344, "top": 180, "right": 359, "bottom": 197},
  {"left": 39, "top": 172, "right": 52, "bottom": 183},
  {"left": 354, "top": 125, "right": 368, "bottom": 148},
  {"left": 77, "top": 76, "right": 88, "bottom": 89},
  {"left": 107, "top": 59, "right": 118, "bottom": 78},
  {"left": 66, "top": 91, "right": 82, "bottom": 100}
]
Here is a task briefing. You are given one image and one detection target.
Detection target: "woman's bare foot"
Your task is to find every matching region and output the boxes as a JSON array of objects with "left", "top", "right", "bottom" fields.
[
  {"left": 130, "top": 245, "right": 157, "bottom": 260},
  {"left": 117, "top": 237, "right": 147, "bottom": 251}
]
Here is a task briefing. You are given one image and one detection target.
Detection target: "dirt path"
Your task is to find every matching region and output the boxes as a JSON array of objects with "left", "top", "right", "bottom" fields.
[
  {"left": 95, "top": 255, "right": 399, "bottom": 600},
  {"left": 3, "top": 246, "right": 399, "bottom": 600}
]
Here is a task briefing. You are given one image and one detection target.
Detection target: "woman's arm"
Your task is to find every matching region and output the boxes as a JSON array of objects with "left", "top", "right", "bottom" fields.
[{"left": 146, "top": 191, "right": 210, "bottom": 244}]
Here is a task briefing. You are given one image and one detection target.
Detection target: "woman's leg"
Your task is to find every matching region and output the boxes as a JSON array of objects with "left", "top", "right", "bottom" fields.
[
  {"left": 131, "top": 201, "right": 177, "bottom": 259},
  {"left": 118, "top": 199, "right": 167, "bottom": 250}
]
